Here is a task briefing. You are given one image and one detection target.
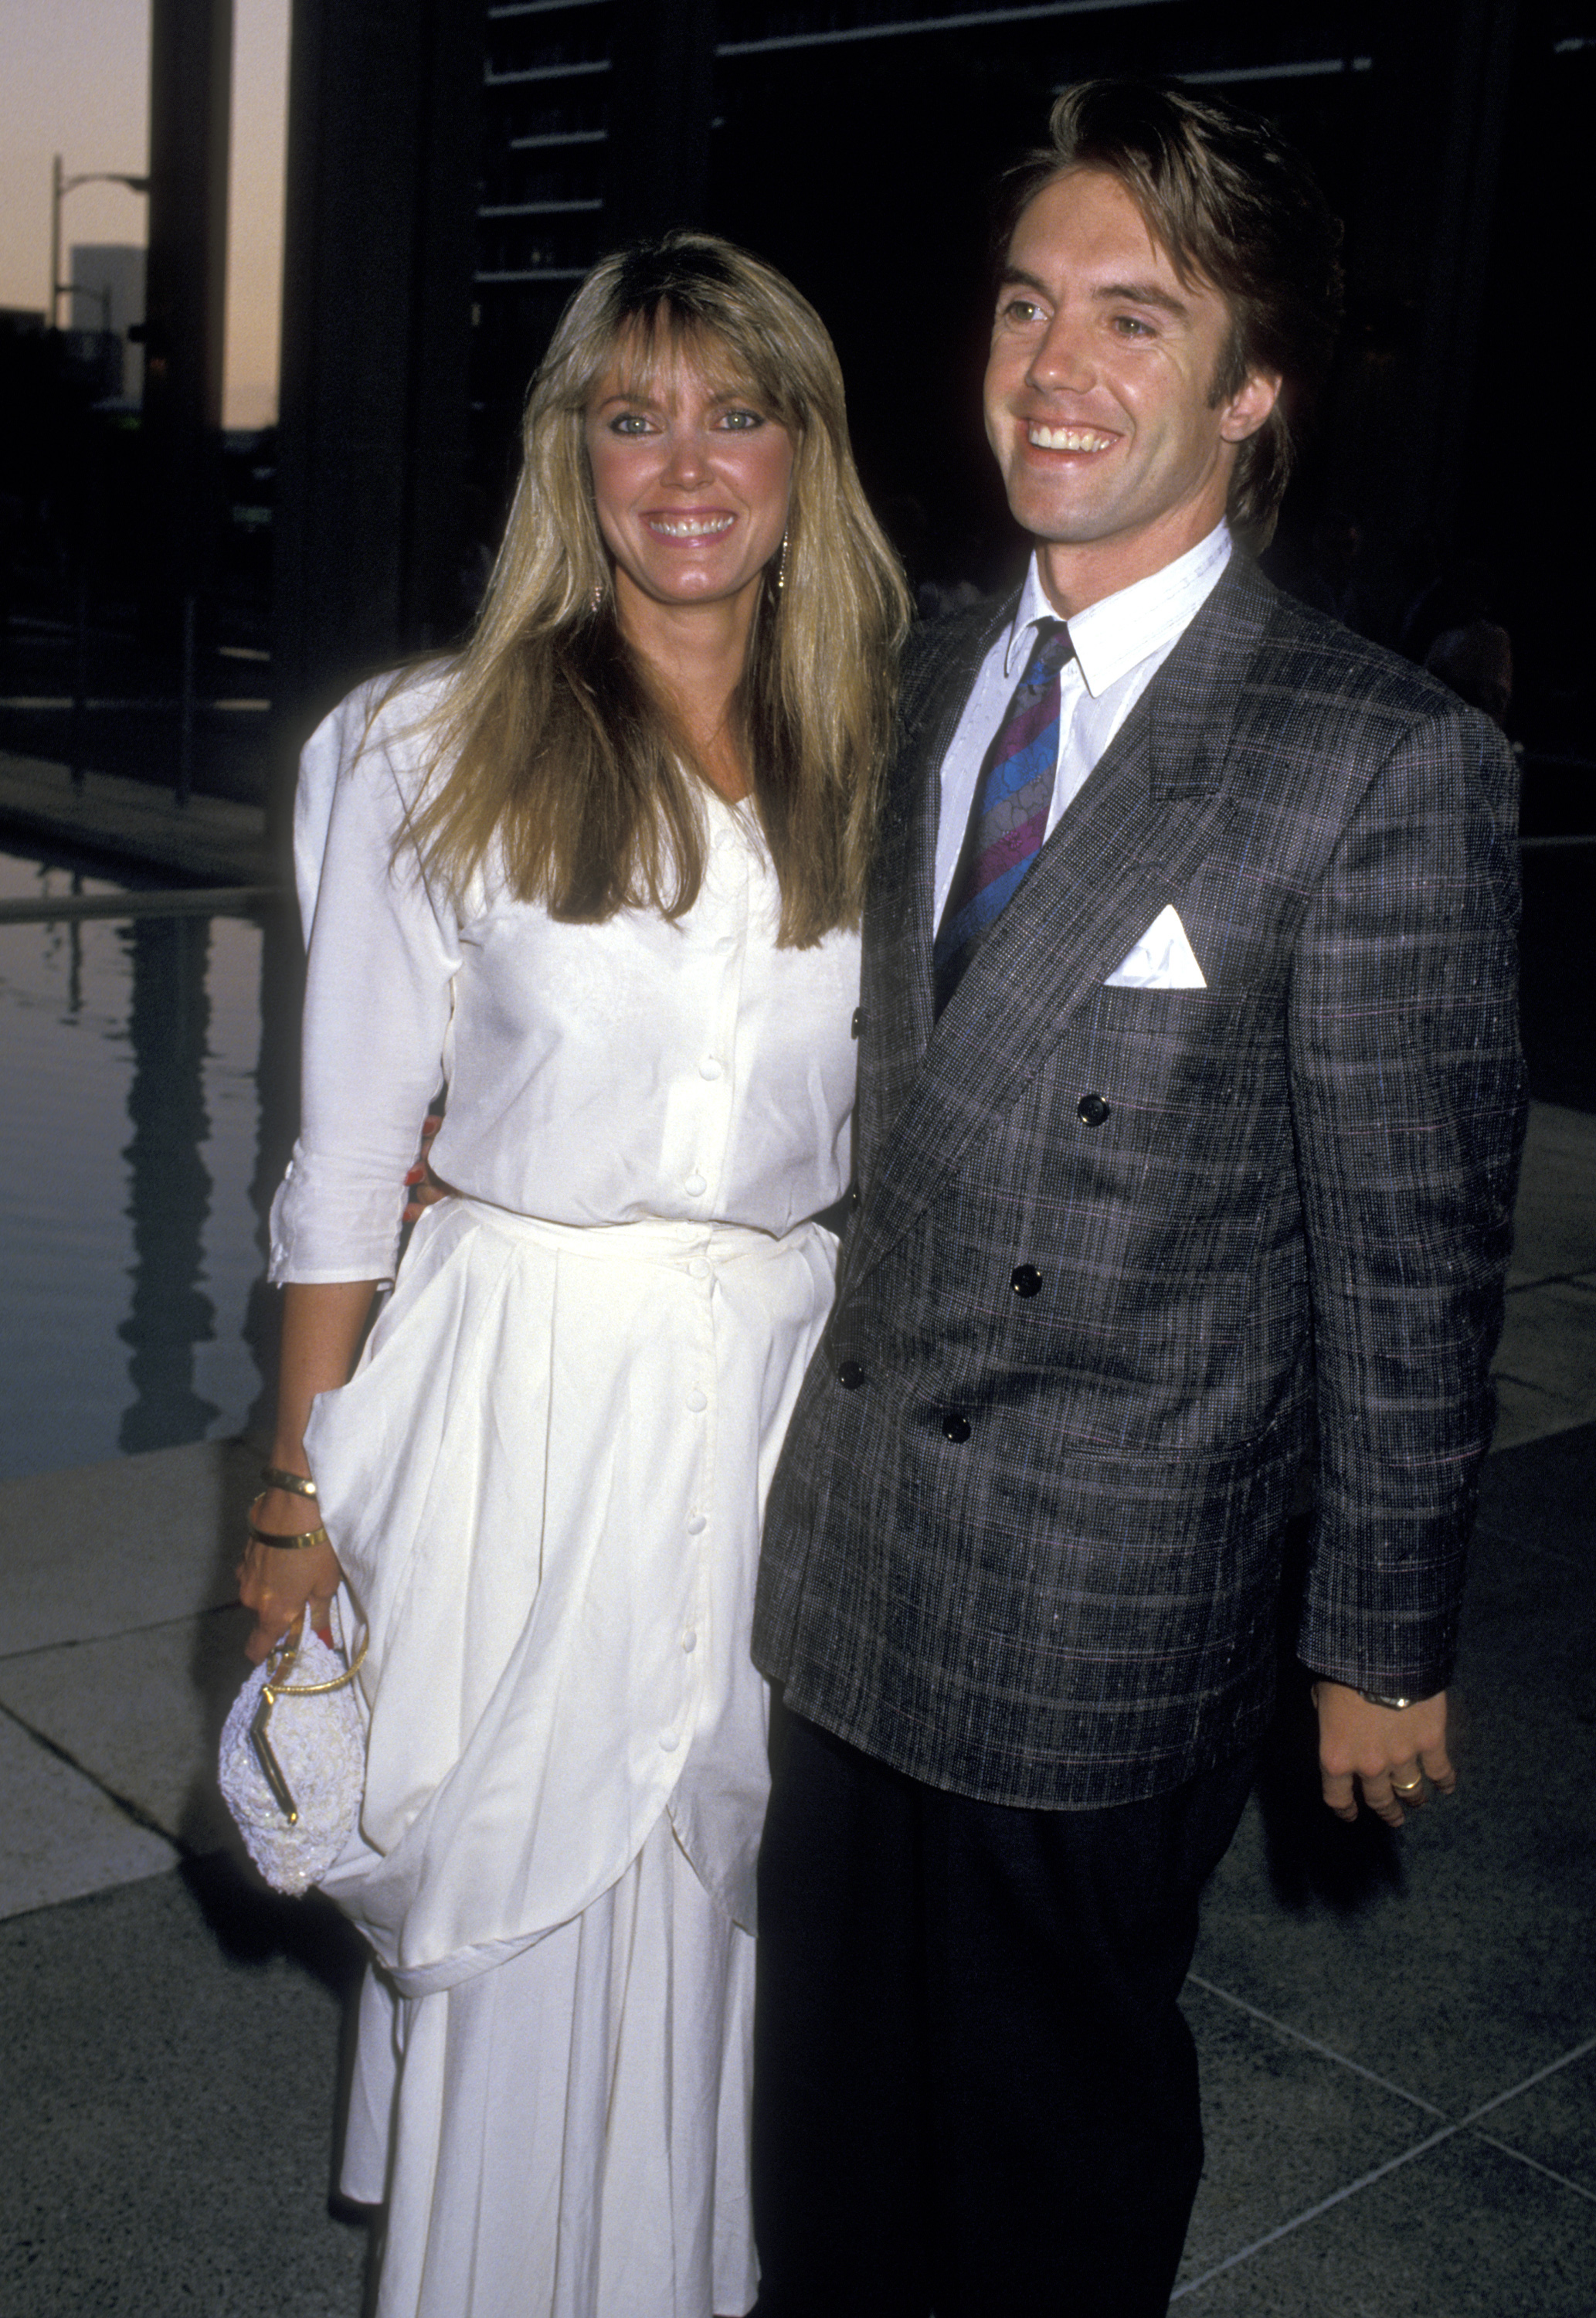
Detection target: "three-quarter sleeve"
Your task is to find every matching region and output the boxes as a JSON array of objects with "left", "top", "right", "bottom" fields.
[{"left": 269, "top": 682, "right": 461, "bottom": 1283}]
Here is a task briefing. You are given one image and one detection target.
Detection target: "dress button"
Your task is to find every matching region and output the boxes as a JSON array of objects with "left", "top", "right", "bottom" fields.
[
  {"left": 942, "top": 1410, "right": 972, "bottom": 1443},
  {"left": 681, "top": 1630, "right": 698, "bottom": 1654},
  {"left": 686, "top": 1513, "right": 707, "bottom": 1534},
  {"left": 851, "top": 1007, "right": 862, "bottom": 1039},
  {"left": 684, "top": 1172, "right": 707, "bottom": 1195},
  {"left": 687, "top": 1388, "right": 708, "bottom": 1412},
  {"left": 688, "top": 1258, "right": 710, "bottom": 1280},
  {"left": 699, "top": 1058, "right": 723, "bottom": 1080},
  {"left": 1077, "top": 1093, "right": 1110, "bottom": 1128},
  {"left": 660, "top": 1731, "right": 679, "bottom": 1752},
  {"left": 836, "top": 1360, "right": 866, "bottom": 1390},
  {"left": 1011, "top": 1264, "right": 1043, "bottom": 1297}
]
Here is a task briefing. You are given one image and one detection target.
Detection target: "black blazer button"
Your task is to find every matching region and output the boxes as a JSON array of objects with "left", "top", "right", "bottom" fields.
[
  {"left": 1011, "top": 1264, "right": 1043, "bottom": 1297},
  {"left": 837, "top": 1359, "right": 866, "bottom": 1390},
  {"left": 851, "top": 1007, "right": 862, "bottom": 1038},
  {"left": 1077, "top": 1092, "right": 1110, "bottom": 1128},
  {"left": 942, "top": 1410, "right": 971, "bottom": 1443}
]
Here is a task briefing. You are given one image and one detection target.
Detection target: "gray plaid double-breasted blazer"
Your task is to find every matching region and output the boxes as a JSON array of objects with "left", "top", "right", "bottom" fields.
[{"left": 752, "top": 554, "right": 1526, "bottom": 1810}]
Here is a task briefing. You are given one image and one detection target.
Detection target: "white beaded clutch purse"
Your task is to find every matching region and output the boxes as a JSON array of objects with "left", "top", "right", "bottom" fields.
[{"left": 218, "top": 1602, "right": 368, "bottom": 1896}]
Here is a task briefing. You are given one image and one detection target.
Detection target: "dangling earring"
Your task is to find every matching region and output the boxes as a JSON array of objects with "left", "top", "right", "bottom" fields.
[
  {"left": 775, "top": 527, "right": 790, "bottom": 592},
  {"left": 589, "top": 578, "right": 605, "bottom": 614}
]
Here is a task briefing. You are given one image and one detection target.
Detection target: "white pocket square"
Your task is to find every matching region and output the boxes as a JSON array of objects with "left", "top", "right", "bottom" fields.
[{"left": 1104, "top": 903, "right": 1207, "bottom": 990}]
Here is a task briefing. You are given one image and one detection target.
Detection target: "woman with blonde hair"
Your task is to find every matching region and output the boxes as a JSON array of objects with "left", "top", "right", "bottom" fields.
[{"left": 239, "top": 231, "right": 908, "bottom": 2318}]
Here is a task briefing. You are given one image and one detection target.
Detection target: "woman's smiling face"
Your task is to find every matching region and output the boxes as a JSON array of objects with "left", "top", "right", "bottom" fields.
[{"left": 585, "top": 334, "right": 795, "bottom": 620}]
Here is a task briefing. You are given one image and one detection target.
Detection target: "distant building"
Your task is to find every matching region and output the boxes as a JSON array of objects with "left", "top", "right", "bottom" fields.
[
  {"left": 69, "top": 244, "right": 147, "bottom": 400},
  {"left": 273, "top": 0, "right": 1578, "bottom": 757}
]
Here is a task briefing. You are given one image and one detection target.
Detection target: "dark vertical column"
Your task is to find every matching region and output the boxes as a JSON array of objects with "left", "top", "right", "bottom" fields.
[
  {"left": 117, "top": 916, "right": 219, "bottom": 1453},
  {"left": 269, "top": 0, "right": 483, "bottom": 838},
  {"left": 606, "top": 0, "right": 715, "bottom": 240},
  {"left": 141, "top": 0, "right": 233, "bottom": 643},
  {"left": 1336, "top": 0, "right": 1518, "bottom": 551}
]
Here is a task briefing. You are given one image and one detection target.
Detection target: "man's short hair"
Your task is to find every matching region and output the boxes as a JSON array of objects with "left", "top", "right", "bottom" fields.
[{"left": 999, "top": 80, "right": 1344, "bottom": 552}]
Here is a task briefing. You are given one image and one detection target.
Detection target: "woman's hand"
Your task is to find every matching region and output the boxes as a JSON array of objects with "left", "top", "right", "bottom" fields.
[
  {"left": 402, "top": 1113, "right": 447, "bottom": 1222},
  {"left": 246, "top": 1280, "right": 380, "bottom": 1661},
  {"left": 237, "top": 1484, "right": 345, "bottom": 1664}
]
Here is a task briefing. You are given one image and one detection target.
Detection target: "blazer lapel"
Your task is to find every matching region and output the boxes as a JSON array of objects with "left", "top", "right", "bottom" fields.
[
  {"left": 845, "top": 558, "right": 1277, "bottom": 1299},
  {"left": 856, "top": 595, "right": 1014, "bottom": 1174}
]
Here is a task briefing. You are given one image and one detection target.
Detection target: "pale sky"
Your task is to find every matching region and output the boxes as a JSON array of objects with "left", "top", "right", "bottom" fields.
[{"left": 0, "top": 0, "right": 289, "bottom": 427}]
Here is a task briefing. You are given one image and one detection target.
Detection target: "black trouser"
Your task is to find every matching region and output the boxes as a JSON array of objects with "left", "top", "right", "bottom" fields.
[{"left": 750, "top": 1705, "right": 1255, "bottom": 2318}]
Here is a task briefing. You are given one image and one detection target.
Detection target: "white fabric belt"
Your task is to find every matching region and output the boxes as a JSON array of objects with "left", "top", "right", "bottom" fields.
[{"left": 457, "top": 1198, "right": 801, "bottom": 1269}]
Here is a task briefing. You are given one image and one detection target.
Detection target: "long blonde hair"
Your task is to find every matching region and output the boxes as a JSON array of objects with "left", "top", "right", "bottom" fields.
[{"left": 406, "top": 233, "right": 910, "bottom": 946}]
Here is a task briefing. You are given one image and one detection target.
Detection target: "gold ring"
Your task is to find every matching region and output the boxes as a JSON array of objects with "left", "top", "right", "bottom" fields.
[{"left": 1392, "top": 1777, "right": 1424, "bottom": 1798}]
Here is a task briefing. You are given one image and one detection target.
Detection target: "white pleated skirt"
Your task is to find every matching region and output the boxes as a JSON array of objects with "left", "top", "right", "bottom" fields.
[
  {"left": 345, "top": 1814, "right": 756, "bottom": 2318},
  {"left": 303, "top": 1197, "right": 839, "bottom": 2318}
]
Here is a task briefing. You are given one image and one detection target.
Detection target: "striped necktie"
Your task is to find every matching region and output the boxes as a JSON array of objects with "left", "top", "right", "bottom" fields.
[{"left": 933, "top": 617, "right": 1075, "bottom": 1014}]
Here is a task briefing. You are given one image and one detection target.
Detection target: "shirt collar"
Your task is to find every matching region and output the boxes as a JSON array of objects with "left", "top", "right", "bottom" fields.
[{"left": 1001, "top": 521, "right": 1234, "bottom": 694}]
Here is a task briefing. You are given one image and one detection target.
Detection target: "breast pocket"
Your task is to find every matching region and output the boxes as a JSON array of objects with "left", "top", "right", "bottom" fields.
[{"left": 1062, "top": 984, "right": 1287, "bottom": 1141}]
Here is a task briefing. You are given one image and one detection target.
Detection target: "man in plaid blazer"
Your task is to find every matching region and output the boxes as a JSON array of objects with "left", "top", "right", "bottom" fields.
[{"left": 749, "top": 80, "right": 1524, "bottom": 2318}]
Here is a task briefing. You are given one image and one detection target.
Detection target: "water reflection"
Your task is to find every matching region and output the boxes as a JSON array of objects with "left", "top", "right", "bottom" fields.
[
  {"left": 243, "top": 901, "right": 305, "bottom": 1446},
  {"left": 0, "top": 848, "right": 279, "bottom": 1480},
  {"left": 117, "top": 913, "right": 220, "bottom": 1453}
]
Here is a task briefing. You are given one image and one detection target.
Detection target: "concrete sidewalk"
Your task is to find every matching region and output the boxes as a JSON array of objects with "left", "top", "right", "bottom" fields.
[
  {"left": 2, "top": 1106, "right": 1593, "bottom": 2315},
  {"left": 0, "top": 746, "right": 277, "bottom": 887}
]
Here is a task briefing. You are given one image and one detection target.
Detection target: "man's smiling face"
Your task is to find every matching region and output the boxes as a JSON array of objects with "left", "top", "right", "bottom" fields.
[{"left": 983, "top": 167, "right": 1279, "bottom": 611}]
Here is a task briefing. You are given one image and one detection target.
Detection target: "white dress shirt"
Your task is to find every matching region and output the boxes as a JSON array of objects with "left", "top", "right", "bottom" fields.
[
  {"left": 270, "top": 678, "right": 861, "bottom": 1283},
  {"left": 932, "top": 522, "right": 1233, "bottom": 927}
]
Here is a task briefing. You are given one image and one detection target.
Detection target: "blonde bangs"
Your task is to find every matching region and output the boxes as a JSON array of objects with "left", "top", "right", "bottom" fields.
[{"left": 403, "top": 231, "right": 910, "bottom": 947}]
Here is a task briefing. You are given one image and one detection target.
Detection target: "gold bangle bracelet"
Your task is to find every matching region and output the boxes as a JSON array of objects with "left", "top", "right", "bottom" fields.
[
  {"left": 260, "top": 1466, "right": 318, "bottom": 1501},
  {"left": 247, "top": 1493, "right": 330, "bottom": 1552}
]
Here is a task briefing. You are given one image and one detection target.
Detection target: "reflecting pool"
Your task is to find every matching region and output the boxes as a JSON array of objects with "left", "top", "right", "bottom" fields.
[{"left": 1, "top": 847, "right": 298, "bottom": 1481}]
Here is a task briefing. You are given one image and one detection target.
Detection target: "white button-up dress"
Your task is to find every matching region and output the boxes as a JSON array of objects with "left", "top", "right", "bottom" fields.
[{"left": 267, "top": 678, "right": 861, "bottom": 2318}]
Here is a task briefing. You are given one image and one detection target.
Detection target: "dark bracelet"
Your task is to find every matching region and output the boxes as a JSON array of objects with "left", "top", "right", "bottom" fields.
[{"left": 1357, "top": 1687, "right": 1436, "bottom": 1711}]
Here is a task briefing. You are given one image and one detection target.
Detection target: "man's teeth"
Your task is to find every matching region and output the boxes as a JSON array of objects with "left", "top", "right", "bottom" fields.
[
  {"left": 648, "top": 515, "right": 735, "bottom": 537},
  {"left": 1027, "top": 425, "right": 1115, "bottom": 451}
]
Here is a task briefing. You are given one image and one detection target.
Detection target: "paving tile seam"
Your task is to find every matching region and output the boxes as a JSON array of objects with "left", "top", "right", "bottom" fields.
[
  {"left": 1492, "top": 1364, "right": 1596, "bottom": 1393},
  {"left": 1465, "top": 1514, "right": 1586, "bottom": 1568},
  {"left": 1487, "top": 1399, "right": 1596, "bottom": 1446},
  {"left": 0, "top": 1853, "right": 181, "bottom": 1929},
  {"left": 1170, "top": 2117, "right": 1465, "bottom": 2300},
  {"left": 0, "top": 1697, "right": 191, "bottom": 1852},
  {"left": 1469, "top": 2130, "right": 1596, "bottom": 2206},
  {"left": 1184, "top": 1973, "right": 1447, "bottom": 2116},
  {"left": 1172, "top": 2030, "right": 1596, "bottom": 2299},
  {"left": 0, "top": 1596, "right": 244, "bottom": 1670}
]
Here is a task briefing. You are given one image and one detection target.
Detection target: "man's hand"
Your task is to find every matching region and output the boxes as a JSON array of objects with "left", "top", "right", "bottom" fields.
[{"left": 1311, "top": 1680, "right": 1455, "bottom": 1827}]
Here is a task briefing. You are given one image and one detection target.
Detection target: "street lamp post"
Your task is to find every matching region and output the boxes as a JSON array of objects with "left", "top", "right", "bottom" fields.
[
  {"left": 50, "top": 155, "right": 150, "bottom": 330},
  {"left": 49, "top": 160, "right": 149, "bottom": 797}
]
